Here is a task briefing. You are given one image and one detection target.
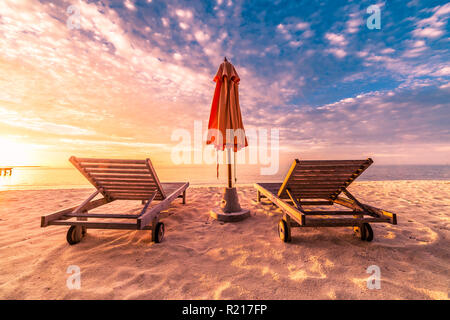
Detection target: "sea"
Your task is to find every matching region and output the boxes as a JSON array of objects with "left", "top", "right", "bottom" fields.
[{"left": 0, "top": 164, "right": 449, "bottom": 191}]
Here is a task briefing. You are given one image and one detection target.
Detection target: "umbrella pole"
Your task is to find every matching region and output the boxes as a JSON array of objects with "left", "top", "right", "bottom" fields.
[{"left": 227, "top": 148, "right": 232, "bottom": 188}]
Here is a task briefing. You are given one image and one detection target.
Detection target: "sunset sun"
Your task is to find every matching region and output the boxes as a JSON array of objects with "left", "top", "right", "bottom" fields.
[{"left": 0, "top": 137, "right": 37, "bottom": 166}]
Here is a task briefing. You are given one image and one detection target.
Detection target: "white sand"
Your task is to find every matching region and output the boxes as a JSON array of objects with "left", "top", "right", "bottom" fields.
[{"left": 0, "top": 181, "right": 448, "bottom": 299}]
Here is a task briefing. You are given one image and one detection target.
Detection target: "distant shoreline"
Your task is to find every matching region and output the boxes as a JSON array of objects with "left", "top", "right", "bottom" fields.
[
  {"left": 0, "top": 166, "right": 41, "bottom": 168},
  {"left": 0, "top": 179, "right": 449, "bottom": 192}
]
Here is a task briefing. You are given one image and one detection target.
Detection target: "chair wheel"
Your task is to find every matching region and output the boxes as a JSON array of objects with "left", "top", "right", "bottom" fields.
[
  {"left": 354, "top": 223, "right": 373, "bottom": 242},
  {"left": 278, "top": 219, "right": 290, "bottom": 242},
  {"left": 67, "top": 226, "right": 83, "bottom": 245},
  {"left": 153, "top": 222, "right": 165, "bottom": 243}
]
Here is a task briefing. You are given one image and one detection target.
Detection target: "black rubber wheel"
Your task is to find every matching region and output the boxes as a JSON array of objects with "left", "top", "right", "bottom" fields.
[
  {"left": 82, "top": 226, "right": 87, "bottom": 236},
  {"left": 66, "top": 226, "right": 83, "bottom": 245},
  {"left": 154, "top": 222, "right": 165, "bottom": 243},
  {"left": 354, "top": 223, "right": 373, "bottom": 242},
  {"left": 278, "top": 219, "right": 290, "bottom": 242},
  {"left": 364, "top": 223, "right": 374, "bottom": 242}
]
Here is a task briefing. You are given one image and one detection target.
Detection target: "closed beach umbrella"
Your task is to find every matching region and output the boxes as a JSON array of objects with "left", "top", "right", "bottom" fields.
[
  {"left": 207, "top": 57, "right": 248, "bottom": 154},
  {"left": 207, "top": 57, "right": 250, "bottom": 221}
]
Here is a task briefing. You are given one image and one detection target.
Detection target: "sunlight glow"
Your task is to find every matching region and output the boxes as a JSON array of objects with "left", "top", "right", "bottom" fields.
[{"left": 0, "top": 137, "right": 38, "bottom": 166}]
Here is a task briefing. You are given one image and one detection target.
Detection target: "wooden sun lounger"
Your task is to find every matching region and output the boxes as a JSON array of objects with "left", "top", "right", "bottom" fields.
[
  {"left": 41, "top": 156, "right": 189, "bottom": 245},
  {"left": 254, "top": 159, "right": 397, "bottom": 242}
]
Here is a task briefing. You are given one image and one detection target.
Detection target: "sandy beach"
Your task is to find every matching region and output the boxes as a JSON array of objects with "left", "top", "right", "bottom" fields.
[{"left": 0, "top": 180, "right": 448, "bottom": 300}]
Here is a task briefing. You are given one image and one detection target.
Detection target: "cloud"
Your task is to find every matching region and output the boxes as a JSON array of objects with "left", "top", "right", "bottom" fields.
[
  {"left": 325, "top": 33, "right": 348, "bottom": 46},
  {"left": 295, "top": 22, "right": 310, "bottom": 30},
  {"left": 380, "top": 48, "right": 395, "bottom": 54},
  {"left": 276, "top": 20, "right": 313, "bottom": 41},
  {"left": 0, "top": 107, "right": 97, "bottom": 136},
  {"left": 124, "top": 0, "right": 136, "bottom": 11},
  {"left": 269, "top": 85, "right": 450, "bottom": 150},
  {"left": 413, "top": 3, "right": 450, "bottom": 39},
  {"left": 432, "top": 67, "right": 450, "bottom": 76},
  {"left": 175, "top": 9, "right": 193, "bottom": 19},
  {"left": 324, "top": 32, "right": 348, "bottom": 58},
  {"left": 326, "top": 48, "right": 347, "bottom": 58},
  {"left": 346, "top": 11, "right": 362, "bottom": 34}
]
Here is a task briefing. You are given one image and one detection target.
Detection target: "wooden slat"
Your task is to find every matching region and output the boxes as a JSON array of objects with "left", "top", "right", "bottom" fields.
[
  {"left": 103, "top": 186, "right": 157, "bottom": 191},
  {"left": 297, "top": 160, "right": 368, "bottom": 165},
  {"left": 106, "top": 191, "right": 157, "bottom": 197},
  {"left": 287, "top": 181, "right": 347, "bottom": 185},
  {"left": 77, "top": 158, "right": 146, "bottom": 164},
  {"left": 113, "top": 196, "right": 151, "bottom": 200},
  {"left": 304, "top": 217, "right": 391, "bottom": 227},
  {"left": 327, "top": 160, "right": 372, "bottom": 200},
  {"left": 300, "top": 201, "right": 334, "bottom": 206},
  {"left": 289, "top": 186, "right": 342, "bottom": 190},
  {"left": 102, "top": 179, "right": 156, "bottom": 188},
  {"left": 86, "top": 169, "right": 151, "bottom": 174},
  {"left": 106, "top": 191, "right": 151, "bottom": 198},
  {"left": 90, "top": 174, "right": 153, "bottom": 180},
  {"left": 299, "top": 195, "right": 331, "bottom": 199},
  {"left": 109, "top": 190, "right": 155, "bottom": 195},
  {"left": 290, "top": 188, "right": 334, "bottom": 193},
  {"left": 291, "top": 173, "right": 359, "bottom": 177},
  {"left": 291, "top": 173, "right": 360, "bottom": 180},
  {"left": 65, "top": 213, "right": 140, "bottom": 219},
  {"left": 293, "top": 191, "right": 334, "bottom": 194},
  {"left": 70, "top": 156, "right": 108, "bottom": 197},
  {"left": 295, "top": 165, "right": 363, "bottom": 170},
  {"left": 291, "top": 175, "right": 352, "bottom": 180},
  {"left": 96, "top": 178, "right": 156, "bottom": 186},
  {"left": 83, "top": 164, "right": 148, "bottom": 170},
  {"left": 303, "top": 211, "right": 363, "bottom": 215},
  {"left": 49, "top": 220, "right": 143, "bottom": 230}
]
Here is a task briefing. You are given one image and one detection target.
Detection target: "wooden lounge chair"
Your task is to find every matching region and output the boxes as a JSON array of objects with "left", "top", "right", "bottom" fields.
[
  {"left": 254, "top": 159, "right": 397, "bottom": 242},
  {"left": 41, "top": 156, "right": 189, "bottom": 245}
]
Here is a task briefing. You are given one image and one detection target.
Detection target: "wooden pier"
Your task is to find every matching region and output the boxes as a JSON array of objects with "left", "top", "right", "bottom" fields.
[{"left": 0, "top": 168, "right": 13, "bottom": 176}]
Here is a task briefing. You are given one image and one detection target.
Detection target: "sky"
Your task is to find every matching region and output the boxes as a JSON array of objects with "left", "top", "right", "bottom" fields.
[{"left": 0, "top": 0, "right": 449, "bottom": 170}]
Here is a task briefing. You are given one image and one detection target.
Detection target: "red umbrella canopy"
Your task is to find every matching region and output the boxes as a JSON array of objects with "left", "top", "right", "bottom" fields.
[{"left": 206, "top": 58, "right": 248, "bottom": 152}]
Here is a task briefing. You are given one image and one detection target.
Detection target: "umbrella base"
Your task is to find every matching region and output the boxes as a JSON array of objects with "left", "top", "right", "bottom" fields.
[
  {"left": 210, "top": 208, "right": 251, "bottom": 222},
  {"left": 210, "top": 187, "right": 250, "bottom": 222}
]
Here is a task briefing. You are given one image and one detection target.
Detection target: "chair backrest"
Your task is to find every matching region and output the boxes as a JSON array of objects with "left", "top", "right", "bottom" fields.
[
  {"left": 70, "top": 156, "right": 166, "bottom": 201},
  {"left": 278, "top": 159, "right": 373, "bottom": 200}
]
